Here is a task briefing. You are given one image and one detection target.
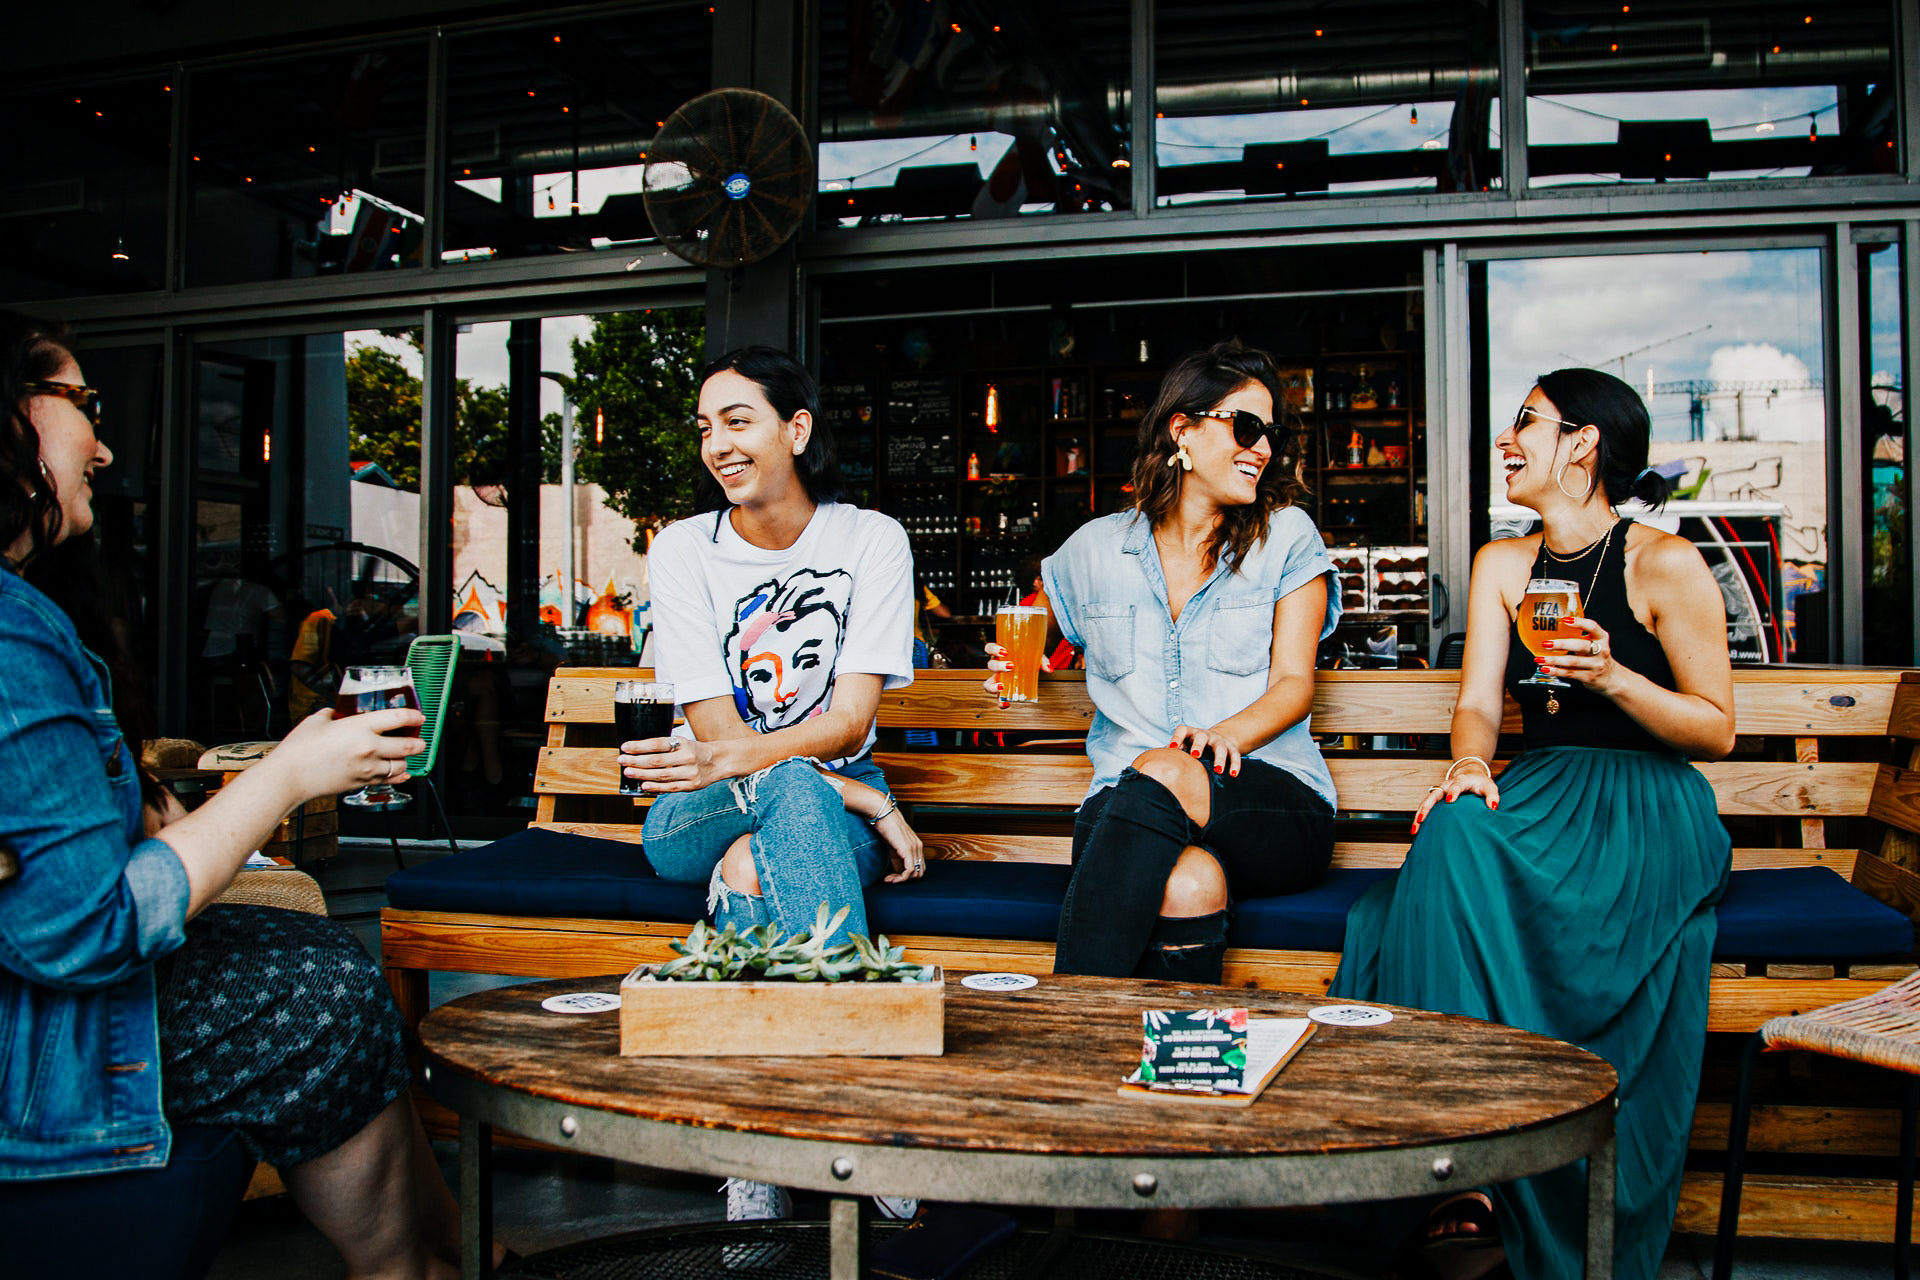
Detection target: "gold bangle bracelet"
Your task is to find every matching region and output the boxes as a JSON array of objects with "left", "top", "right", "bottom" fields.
[{"left": 1443, "top": 756, "right": 1490, "bottom": 785}]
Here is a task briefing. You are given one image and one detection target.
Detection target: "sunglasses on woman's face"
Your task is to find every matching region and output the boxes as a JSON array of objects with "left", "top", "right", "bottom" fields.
[
  {"left": 24, "top": 380, "right": 103, "bottom": 428},
  {"left": 1190, "top": 408, "right": 1286, "bottom": 450},
  {"left": 1512, "top": 405, "right": 1578, "bottom": 433}
]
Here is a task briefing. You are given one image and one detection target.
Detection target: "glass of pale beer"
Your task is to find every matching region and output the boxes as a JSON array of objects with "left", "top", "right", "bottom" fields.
[
  {"left": 334, "top": 665, "right": 419, "bottom": 808},
  {"left": 1516, "top": 578, "right": 1582, "bottom": 688},
  {"left": 995, "top": 605, "right": 1048, "bottom": 703}
]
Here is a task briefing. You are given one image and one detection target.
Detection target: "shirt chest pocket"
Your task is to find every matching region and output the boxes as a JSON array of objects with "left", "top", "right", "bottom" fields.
[
  {"left": 1207, "top": 593, "right": 1274, "bottom": 677},
  {"left": 82, "top": 651, "right": 133, "bottom": 791},
  {"left": 1082, "top": 602, "right": 1137, "bottom": 682}
]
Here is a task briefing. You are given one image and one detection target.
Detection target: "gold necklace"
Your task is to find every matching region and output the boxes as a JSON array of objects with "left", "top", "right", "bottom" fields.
[
  {"left": 1544, "top": 520, "right": 1617, "bottom": 715},
  {"left": 1540, "top": 517, "right": 1618, "bottom": 563}
]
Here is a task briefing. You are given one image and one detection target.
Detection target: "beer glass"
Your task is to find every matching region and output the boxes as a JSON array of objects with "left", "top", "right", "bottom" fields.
[
  {"left": 994, "top": 605, "right": 1048, "bottom": 703},
  {"left": 335, "top": 665, "right": 420, "bottom": 808},
  {"left": 614, "top": 680, "right": 676, "bottom": 797},
  {"left": 1516, "top": 579, "right": 1582, "bottom": 688}
]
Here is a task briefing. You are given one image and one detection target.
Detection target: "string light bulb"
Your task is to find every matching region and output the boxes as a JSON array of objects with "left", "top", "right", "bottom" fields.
[
  {"left": 1410, "top": 106, "right": 1419, "bottom": 126},
  {"left": 970, "top": 135, "right": 978, "bottom": 151},
  {"left": 549, "top": 192, "right": 557, "bottom": 210},
  {"left": 595, "top": 407, "right": 604, "bottom": 444},
  {"left": 1808, "top": 114, "right": 1818, "bottom": 142},
  {"left": 110, "top": 236, "right": 129, "bottom": 262}
]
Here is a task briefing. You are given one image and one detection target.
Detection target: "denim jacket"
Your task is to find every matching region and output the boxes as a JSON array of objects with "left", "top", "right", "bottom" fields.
[
  {"left": 1041, "top": 507, "right": 1341, "bottom": 806},
  {"left": 0, "top": 565, "right": 191, "bottom": 1180}
]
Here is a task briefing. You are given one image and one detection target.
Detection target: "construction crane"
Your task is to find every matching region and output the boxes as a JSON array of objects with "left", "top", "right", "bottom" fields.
[{"left": 1649, "top": 378, "right": 1824, "bottom": 442}]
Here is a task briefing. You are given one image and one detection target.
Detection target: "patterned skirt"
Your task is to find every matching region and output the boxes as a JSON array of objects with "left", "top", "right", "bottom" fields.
[{"left": 155, "top": 904, "right": 412, "bottom": 1168}]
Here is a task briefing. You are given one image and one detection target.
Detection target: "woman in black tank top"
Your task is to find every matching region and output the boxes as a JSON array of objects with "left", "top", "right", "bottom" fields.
[{"left": 1331, "top": 369, "right": 1735, "bottom": 1280}]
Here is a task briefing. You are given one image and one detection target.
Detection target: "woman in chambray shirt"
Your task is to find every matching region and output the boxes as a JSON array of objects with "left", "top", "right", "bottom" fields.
[{"left": 1022, "top": 340, "right": 1340, "bottom": 983}]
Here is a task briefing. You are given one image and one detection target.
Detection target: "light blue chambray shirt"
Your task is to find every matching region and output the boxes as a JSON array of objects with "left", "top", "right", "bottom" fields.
[{"left": 1041, "top": 506, "right": 1342, "bottom": 807}]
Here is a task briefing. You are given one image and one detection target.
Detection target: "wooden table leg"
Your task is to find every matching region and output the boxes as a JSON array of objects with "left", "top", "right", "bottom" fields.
[
  {"left": 460, "top": 1117, "right": 494, "bottom": 1280},
  {"left": 1586, "top": 1129, "right": 1616, "bottom": 1280},
  {"left": 829, "top": 1195, "right": 870, "bottom": 1280}
]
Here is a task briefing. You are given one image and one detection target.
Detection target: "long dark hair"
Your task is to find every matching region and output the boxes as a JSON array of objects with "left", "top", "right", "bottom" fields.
[
  {"left": 0, "top": 310, "right": 77, "bottom": 566},
  {"left": 1533, "top": 367, "right": 1672, "bottom": 508},
  {"left": 1129, "top": 339, "right": 1307, "bottom": 574},
  {"left": 693, "top": 346, "right": 845, "bottom": 512}
]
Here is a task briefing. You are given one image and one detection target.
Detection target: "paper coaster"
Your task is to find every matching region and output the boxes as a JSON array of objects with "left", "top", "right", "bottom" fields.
[
  {"left": 961, "top": 972, "right": 1040, "bottom": 992},
  {"left": 1308, "top": 1004, "right": 1394, "bottom": 1027},
  {"left": 541, "top": 992, "right": 622, "bottom": 1014}
]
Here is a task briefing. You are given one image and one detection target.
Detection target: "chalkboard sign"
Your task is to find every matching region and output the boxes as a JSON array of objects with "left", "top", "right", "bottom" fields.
[
  {"left": 887, "top": 377, "right": 957, "bottom": 428},
  {"left": 823, "top": 382, "right": 876, "bottom": 495},
  {"left": 886, "top": 429, "right": 956, "bottom": 481}
]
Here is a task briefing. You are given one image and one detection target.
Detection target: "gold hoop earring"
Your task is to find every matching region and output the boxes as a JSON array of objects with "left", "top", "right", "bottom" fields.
[{"left": 1555, "top": 463, "right": 1593, "bottom": 501}]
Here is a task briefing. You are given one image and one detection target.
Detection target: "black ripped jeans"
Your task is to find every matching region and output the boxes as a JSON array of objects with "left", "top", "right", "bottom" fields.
[{"left": 1053, "top": 758, "right": 1334, "bottom": 982}]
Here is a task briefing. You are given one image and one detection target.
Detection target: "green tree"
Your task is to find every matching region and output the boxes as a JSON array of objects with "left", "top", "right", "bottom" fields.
[
  {"left": 564, "top": 309, "right": 705, "bottom": 533},
  {"left": 344, "top": 342, "right": 424, "bottom": 487}
]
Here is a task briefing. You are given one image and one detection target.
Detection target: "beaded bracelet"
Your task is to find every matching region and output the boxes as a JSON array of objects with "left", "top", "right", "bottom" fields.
[
  {"left": 1443, "top": 756, "right": 1491, "bottom": 785},
  {"left": 868, "top": 794, "right": 900, "bottom": 826}
]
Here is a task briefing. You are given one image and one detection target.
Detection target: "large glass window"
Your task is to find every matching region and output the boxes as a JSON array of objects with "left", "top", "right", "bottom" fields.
[
  {"left": 0, "top": 77, "right": 173, "bottom": 299},
  {"left": 1863, "top": 239, "right": 1909, "bottom": 664},
  {"left": 441, "top": 10, "right": 713, "bottom": 264},
  {"left": 1479, "top": 248, "right": 1828, "bottom": 662},
  {"left": 1156, "top": 1, "right": 1501, "bottom": 206},
  {"left": 817, "top": 0, "right": 1131, "bottom": 226},
  {"left": 186, "top": 44, "right": 430, "bottom": 287},
  {"left": 1523, "top": 1, "right": 1897, "bottom": 188}
]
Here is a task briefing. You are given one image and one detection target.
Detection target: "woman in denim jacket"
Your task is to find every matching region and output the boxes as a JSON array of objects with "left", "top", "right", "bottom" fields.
[
  {"left": 1003, "top": 340, "right": 1341, "bottom": 983},
  {"left": 0, "top": 312, "right": 479, "bottom": 1278}
]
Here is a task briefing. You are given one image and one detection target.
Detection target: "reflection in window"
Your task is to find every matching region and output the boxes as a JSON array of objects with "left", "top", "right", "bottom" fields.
[
  {"left": 1863, "top": 241, "right": 1908, "bottom": 664},
  {"left": 1484, "top": 250, "right": 1829, "bottom": 662},
  {"left": 1524, "top": 1, "right": 1896, "bottom": 187},
  {"left": 187, "top": 46, "right": 429, "bottom": 287},
  {"left": 818, "top": 1, "right": 1130, "bottom": 225},
  {"left": 442, "top": 10, "right": 712, "bottom": 263},
  {"left": 1156, "top": 1, "right": 1500, "bottom": 205},
  {"left": 0, "top": 79, "right": 173, "bottom": 299}
]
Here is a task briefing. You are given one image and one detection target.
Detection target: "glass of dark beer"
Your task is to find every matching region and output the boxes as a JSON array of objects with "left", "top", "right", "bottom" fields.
[
  {"left": 614, "top": 680, "right": 676, "bottom": 798},
  {"left": 335, "top": 665, "right": 420, "bottom": 808}
]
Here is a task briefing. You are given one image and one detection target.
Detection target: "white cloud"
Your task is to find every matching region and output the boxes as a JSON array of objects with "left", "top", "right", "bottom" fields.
[{"left": 1701, "top": 344, "right": 1822, "bottom": 442}]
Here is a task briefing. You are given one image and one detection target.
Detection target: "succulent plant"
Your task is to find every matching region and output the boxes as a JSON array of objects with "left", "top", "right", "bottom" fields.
[{"left": 648, "top": 902, "right": 934, "bottom": 983}]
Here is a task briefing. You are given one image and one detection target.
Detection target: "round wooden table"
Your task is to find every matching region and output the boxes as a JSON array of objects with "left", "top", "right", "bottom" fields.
[{"left": 420, "top": 973, "right": 1618, "bottom": 1280}]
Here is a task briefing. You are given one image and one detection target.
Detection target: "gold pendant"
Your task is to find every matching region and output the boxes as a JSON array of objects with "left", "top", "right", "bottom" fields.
[{"left": 1546, "top": 690, "right": 1561, "bottom": 715}]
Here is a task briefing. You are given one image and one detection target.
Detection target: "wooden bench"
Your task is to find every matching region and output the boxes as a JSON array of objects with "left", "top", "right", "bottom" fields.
[{"left": 383, "top": 664, "right": 1920, "bottom": 1243}]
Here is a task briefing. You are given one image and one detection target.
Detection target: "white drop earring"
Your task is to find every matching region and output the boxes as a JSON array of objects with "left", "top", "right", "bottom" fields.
[{"left": 1167, "top": 434, "right": 1194, "bottom": 471}]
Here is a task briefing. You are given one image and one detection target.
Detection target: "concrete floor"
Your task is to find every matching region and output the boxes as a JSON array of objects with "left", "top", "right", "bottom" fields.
[{"left": 208, "top": 839, "right": 1899, "bottom": 1279}]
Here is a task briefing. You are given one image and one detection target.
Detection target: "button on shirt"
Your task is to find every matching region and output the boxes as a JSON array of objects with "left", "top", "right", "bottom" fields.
[{"left": 1041, "top": 507, "right": 1341, "bottom": 806}]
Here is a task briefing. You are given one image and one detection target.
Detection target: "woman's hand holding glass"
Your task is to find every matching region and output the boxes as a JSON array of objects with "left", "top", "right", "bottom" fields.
[
  {"left": 273, "top": 705, "right": 425, "bottom": 800},
  {"left": 982, "top": 641, "right": 1053, "bottom": 698},
  {"left": 1534, "top": 615, "right": 1619, "bottom": 693},
  {"left": 618, "top": 735, "right": 727, "bottom": 794},
  {"left": 1168, "top": 723, "right": 1245, "bottom": 778}
]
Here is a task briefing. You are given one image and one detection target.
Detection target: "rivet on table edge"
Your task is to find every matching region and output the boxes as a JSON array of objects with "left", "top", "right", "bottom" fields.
[
  {"left": 421, "top": 1065, "right": 431, "bottom": 1084},
  {"left": 831, "top": 1157, "right": 855, "bottom": 1181},
  {"left": 559, "top": 1116, "right": 579, "bottom": 1138},
  {"left": 1431, "top": 1157, "right": 1453, "bottom": 1181},
  {"left": 1132, "top": 1172, "right": 1158, "bottom": 1197}
]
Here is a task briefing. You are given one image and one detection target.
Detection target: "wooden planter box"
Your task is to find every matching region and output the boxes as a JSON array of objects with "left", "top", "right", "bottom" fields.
[{"left": 619, "top": 966, "right": 945, "bottom": 1057}]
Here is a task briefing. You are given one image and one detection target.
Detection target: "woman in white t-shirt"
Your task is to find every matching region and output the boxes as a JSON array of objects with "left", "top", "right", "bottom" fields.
[{"left": 622, "top": 347, "right": 924, "bottom": 958}]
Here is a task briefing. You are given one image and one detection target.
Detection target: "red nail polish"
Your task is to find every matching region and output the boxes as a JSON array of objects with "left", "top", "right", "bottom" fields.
[
  {"left": 1541, "top": 640, "right": 1555, "bottom": 650},
  {"left": 1215, "top": 764, "right": 1223, "bottom": 773},
  {"left": 1191, "top": 749, "right": 1202, "bottom": 757},
  {"left": 1231, "top": 769, "right": 1240, "bottom": 778}
]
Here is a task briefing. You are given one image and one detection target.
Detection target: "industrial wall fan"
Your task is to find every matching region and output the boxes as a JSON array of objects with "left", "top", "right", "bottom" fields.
[{"left": 644, "top": 89, "right": 814, "bottom": 268}]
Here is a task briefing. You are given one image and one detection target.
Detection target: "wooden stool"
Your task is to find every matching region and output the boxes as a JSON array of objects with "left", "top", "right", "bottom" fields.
[{"left": 1715, "top": 970, "right": 1920, "bottom": 1280}]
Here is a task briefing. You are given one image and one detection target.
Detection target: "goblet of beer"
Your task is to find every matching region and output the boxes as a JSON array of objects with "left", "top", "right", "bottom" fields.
[
  {"left": 614, "top": 680, "right": 676, "bottom": 798},
  {"left": 335, "top": 665, "right": 419, "bottom": 808},
  {"left": 1516, "top": 578, "right": 1583, "bottom": 689},
  {"left": 994, "top": 605, "right": 1048, "bottom": 703}
]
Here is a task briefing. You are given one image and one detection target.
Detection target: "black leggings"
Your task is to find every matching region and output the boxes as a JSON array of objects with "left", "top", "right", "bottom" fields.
[{"left": 1053, "top": 758, "right": 1334, "bottom": 980}]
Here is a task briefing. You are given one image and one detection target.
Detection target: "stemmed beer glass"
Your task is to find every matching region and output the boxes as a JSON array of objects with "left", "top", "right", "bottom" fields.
[
  {"left": 334, "top": 665, "right": 419, "bottom": 808},
  {"left": 1516, "top": 578, "right": 1582, "bottom": 689}
]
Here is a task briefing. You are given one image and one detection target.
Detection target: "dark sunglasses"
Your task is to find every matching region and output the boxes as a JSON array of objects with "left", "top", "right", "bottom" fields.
[
  {"left": 1190, "top": 408, "right": 1288, "bottom": 451},
  {"left": 24, "top": 380, "right": 103, "bottom": 427},
  {"left": 1512, "top": 405, "right": 1579, "bottom": 434}
]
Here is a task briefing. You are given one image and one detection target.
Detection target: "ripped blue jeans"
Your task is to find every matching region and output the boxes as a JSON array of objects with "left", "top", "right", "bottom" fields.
[{"left": 640, "top": 756, "right": 891, "bottom": 947}]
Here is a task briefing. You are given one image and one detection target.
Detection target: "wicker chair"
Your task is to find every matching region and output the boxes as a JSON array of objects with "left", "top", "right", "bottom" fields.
[{"left": 1715, "top": 970, "right": 1920, "bottom": 1280}]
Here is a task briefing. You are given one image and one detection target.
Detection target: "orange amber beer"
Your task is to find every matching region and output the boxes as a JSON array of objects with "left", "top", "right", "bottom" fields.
[
  {"left": 1516, "top": 578, "right": 1582, "bottom": 687},
  {"left": 995, "top": 605, "right": 1048, "bottom": 702}
]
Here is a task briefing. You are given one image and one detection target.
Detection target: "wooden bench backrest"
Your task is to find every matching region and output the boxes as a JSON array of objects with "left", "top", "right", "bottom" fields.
[{"left": 534, "top": 668, "right": 1918, "bottom": 854}]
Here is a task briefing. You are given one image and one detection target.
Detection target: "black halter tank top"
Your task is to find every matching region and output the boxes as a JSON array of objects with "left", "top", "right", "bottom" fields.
[{"left": 1504, "top": 520, "right": 1677, "bottom": 753}]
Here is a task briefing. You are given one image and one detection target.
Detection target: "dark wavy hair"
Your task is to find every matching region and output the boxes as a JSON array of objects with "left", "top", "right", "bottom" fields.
[
  {"left": 1129, "top": 339, "right": 1308, "bottom": 574},
  {"left": 693, "top": 346, "right": 845, "bottom": 511},
  {"left": 0, "top": 310, "right": 77, "bottom": 566},
  {"left": 1532, "top": 367, "right": 1672, "bottom": 508}
]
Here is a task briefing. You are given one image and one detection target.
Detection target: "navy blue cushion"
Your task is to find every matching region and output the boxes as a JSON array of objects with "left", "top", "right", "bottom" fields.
[
  {"left": 1713, "top": 866, "right": 1914, "bottom": 960},
  {"left": 388, "top": 833, "right": 1914, "bottom": 963}
]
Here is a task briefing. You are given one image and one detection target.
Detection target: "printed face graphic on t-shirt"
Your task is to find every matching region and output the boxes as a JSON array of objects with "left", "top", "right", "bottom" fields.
[{"left": 724, "top": 569, "right": 853, "bottom": 731}]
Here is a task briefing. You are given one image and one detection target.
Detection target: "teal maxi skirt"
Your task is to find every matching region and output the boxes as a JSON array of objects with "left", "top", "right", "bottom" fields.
[{"left": 1330, "top": 746, "right": 1730, "bottom": 1280}]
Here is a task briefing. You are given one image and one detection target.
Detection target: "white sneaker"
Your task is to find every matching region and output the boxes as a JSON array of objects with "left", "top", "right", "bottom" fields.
[
  {"left": 872, "top": 1195, "right": 920, "bottom": 1220},
  {"left": 722, "top": 1179, "right": 791, "bottom": 1270}
]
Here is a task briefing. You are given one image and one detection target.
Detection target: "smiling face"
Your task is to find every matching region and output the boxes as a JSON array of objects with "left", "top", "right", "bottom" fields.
[
  {"left": 697, "top": 369, "right": 810, "bottom": 510},
  {"left": 1495, "top": 387, "right": 1589, "bottom": 511},
  {"left": 20, "top": 356, "right": 112, "bottom": 552},
  {"left": 1168, "top": 380, "right": 1275, "bottom": 510}
]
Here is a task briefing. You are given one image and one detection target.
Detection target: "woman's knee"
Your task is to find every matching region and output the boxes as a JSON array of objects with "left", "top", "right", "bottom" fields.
[
  {"left": 718, "top": 834, "right": 760, "bottom": 895},
  {"left": 1159, "top": 846, "right": 1227, "bottom": 916},
  {"left": 1130, "top": 747, "right": 1211, "bottom": 822}
]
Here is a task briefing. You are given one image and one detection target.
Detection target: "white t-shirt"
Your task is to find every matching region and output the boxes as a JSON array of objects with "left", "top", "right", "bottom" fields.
[{"left": 648, "top": 503, "right": 914, "bottom": 766}]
